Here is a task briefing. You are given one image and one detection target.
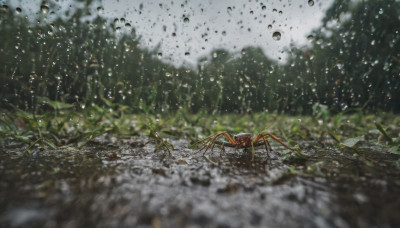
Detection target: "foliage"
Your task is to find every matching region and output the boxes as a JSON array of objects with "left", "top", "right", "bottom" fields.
[
  {"left": 1, "top": 105, "right": 399, "bottom": 156},
  {"left": 284, "top": 0, "right": 400, "bottom": 113},
  {"left": 0, "top": 0, "right": 399, "bottom": 115}
]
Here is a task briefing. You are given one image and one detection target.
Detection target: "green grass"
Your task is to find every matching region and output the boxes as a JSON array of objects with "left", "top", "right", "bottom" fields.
[{"left": 1, "top": 103, "right": 399, "bottom": 156}]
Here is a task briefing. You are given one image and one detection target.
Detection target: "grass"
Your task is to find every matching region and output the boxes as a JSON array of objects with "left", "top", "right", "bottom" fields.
[{"left": 1, "top": 101, "right": 400, "bottom": 157}]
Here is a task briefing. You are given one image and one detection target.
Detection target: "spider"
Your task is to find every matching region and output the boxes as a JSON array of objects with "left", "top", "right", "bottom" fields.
[{"left": 196, "top": 132, "right": 295, "bottom": 160}]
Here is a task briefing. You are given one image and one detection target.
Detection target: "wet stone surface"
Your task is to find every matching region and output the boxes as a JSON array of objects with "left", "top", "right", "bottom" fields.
[{"left": 1, "top": 139, "right": 400, "bottom": 227}]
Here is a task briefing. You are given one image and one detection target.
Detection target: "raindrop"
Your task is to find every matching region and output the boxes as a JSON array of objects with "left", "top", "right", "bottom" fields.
[
  {"left": 2, "top": 5, "right": 8, "bottom": 10},
  {"left": 185, "top": 52, "right": 190, "bottom": 56},
  {"left": 308, "top": 0, "right": 314, "bottom": 6},
  {"left": 97, "top": 6, "right": 103, "bottom": 12},
  {"left": 16, "top": 7, "right": 22, "bottom": 14},
  {"left": 307, "top": 35, "right": 314, "bottom": 40},
  {"left": 378, "top": 8, "right": 383, "bottom": 14},
  {"left": 183, "top": 17, "right": 189, "bottom": 23},
  {"left": 40, "top": 5, "right": 49, "bottom": 14},
  {"left": 268, "top": 24, "right": 272, "bottom": 30},
  {"left": 227, "top": 7, "right": 232, "bottom": 12},
  {"left": 250, "top": 10, "right": 254, "bottom": 14},
  {"left": 279, "top": 11, "right": 283, "bottom": 15},
  {"left": 262, "top": 6, "right": 266, "bottom": 11},
  {"left": 272, "top": 31, "right": 281, "bottom": 41},
  {"left": 172, "top": 32, "right": 176, "bottom": 37},
  {"left": 125, "top": 23, "right": 131, "bottom": 28},
  {"left": 273, "top": 9, "right": 277, "bottom": 12}
]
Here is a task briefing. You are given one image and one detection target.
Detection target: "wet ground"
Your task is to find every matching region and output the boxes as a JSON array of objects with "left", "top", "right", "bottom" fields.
[{"left": 1, "top": 138, "right": 400, "bottom": 228}]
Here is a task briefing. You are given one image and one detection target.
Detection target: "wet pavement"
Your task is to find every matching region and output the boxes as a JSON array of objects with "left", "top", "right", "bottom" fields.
[{"left": 1, "top": 139, "right": 400, "bottom": 228}]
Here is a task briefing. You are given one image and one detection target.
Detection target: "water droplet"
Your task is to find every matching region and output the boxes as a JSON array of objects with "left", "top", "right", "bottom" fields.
[
  {"left": 272, "top": 31, "right": 281, "bottom": 41},
  {"left": 250, "top": 10, "right": 254, "bottom": 14},
  {"left": 262, "top": 6, "right": 266, "bottom": 11},
  {"left": 273, "top": 9, "right": 277, "bottom": 12},
  {"left": 183, "top": 17, "right": 189, "bottom": 23},
  {"left": 268, "top": 24, "right": 272, "bottom": 30},
  {"left": 279, "top": 11, "right": 283, "bottom": 15},
  {"left": 308, "top": 0, "right": 314, "bottom": 6},
  {"left": 172, "top": 32, "right": 176, "bottom": 37},
  {"left": 40, "top": 5, "right": 49, "bottom": 14},
  {"left": 2, "top": 5, "right": 9, "bottom": 10},
  {"left": 185, "top": 52, "right": 190, "bottom": 56},
  {"left": 307, "top": 35, "right": 314, "bottom": 40},
  {"left": 227, "top": 7, "right": 232, "bottom": 12},
  {"left": 378, "top": 8, "right": 383, "bottom": 14},
  {"left": 97, "top": 6, "right": 103, "bottom": 12},
  {"left": 16, "top": 7, "right": 22, "bottom": 14},
  {"left": 125, "top": 23, "right": 131, "bottom": 28}
]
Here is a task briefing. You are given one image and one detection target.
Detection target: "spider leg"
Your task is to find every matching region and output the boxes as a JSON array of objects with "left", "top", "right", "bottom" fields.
[
  {"left": 219, "top": 142, "right": 225, "bottom": 158},
  {"left": 214, "top": 141, "right": 236, "bottom": 147},
  {"left": 193, "top": 134, "right": 216, "bottom": 152},
  {"left": 200, "top": 132, "right": 236, "bottom": 156},
  {"left": 262, "top": 133, "right": 295, "bottom": 152},
  {"left": 195, "top": 133, "right": 223, "bottom": 155},
  {"left": 253, "top": 133, "right": 272, "bottom": 158},
  {"left": 210, "top": 142, "right": 217, "bottom": 153}
]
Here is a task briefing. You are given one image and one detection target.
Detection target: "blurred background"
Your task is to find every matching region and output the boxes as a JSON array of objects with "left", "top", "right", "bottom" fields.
[{"left": 0, "top": 0, "right": 399, "bottom": 114}]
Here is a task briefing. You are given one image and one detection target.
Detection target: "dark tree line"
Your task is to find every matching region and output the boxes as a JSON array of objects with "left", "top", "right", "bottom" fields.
[{"left": 0, "top": 0, "right": 399, "bottom": 114}]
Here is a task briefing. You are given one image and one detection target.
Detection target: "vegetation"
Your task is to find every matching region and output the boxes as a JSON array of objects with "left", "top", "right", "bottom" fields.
[
  {"left": 0, "top": 0, "right": 399, "bottom": 115},
  {"left": 0, "top": 1, "right": 399, "bottom": 154},
  {"left": 1, "top": 101, "right": 399, "bottom": 156}
]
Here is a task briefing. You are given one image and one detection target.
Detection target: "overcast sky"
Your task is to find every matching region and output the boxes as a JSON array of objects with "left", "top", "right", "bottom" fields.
[{"left": 6, "top": 0, "right": 334, "bottom": 67}]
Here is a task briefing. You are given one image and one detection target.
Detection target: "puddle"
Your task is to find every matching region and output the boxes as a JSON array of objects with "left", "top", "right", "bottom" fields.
[{"left": 1, "top": 139, "right": 399, "bottom": 227}]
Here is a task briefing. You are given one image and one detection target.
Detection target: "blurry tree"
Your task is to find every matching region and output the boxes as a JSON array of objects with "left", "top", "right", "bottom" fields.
[
  {"left": 286, "top": 0, "right": 400, "bottom": 113},
  {"left": 0, "top": 0, "right": 399, "bottom": 114}
]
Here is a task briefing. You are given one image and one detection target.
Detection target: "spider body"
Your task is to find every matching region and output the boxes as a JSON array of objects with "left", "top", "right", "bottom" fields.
[
  {"left": 197, "top": 132, "right": 294, "bottom": 160},
  {"left": 233, "top": 133, "right": 253, "bottom": 148}
]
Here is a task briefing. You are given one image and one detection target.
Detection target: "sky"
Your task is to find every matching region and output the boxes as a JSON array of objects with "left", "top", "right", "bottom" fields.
[{"left": 6, "top": 0, "right": 334, "bottom": 67}]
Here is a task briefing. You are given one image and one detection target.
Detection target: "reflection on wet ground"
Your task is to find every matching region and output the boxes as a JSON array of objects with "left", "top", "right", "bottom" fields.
[{"left": 1, "top": 139, "right": 400, "bottom": 227}]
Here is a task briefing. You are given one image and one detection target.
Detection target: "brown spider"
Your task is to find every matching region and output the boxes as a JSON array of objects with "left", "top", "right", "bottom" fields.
[{"left": 196, "top": 132, "right": 295, "bottom": 160}]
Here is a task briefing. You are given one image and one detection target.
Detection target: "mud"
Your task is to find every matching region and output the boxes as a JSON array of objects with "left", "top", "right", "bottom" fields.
[{"left": 1, "top": 139, "right": 400, "bottom": 228}]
